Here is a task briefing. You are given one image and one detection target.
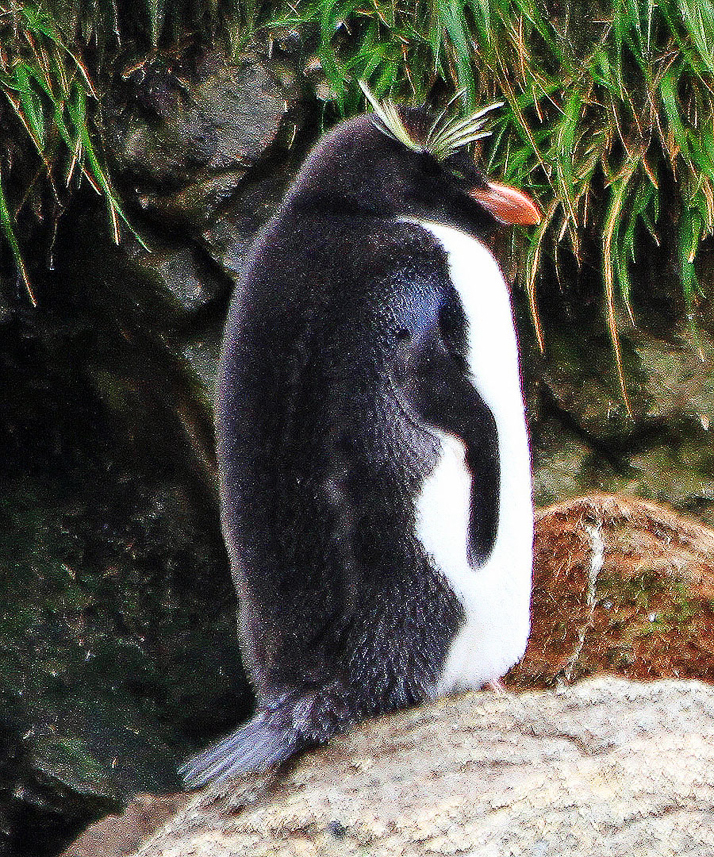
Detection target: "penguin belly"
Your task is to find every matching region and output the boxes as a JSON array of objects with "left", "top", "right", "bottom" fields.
[{"left": 412, "top": 221, "right": 533, "bottom": 694}]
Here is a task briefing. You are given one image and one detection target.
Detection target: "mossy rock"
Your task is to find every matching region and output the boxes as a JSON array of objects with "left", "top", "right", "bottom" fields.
[{"left": 507, "top": 494, "right": 714, "bottom": 690}]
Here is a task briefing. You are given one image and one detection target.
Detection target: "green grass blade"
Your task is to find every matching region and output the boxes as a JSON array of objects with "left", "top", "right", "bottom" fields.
[
  {"left": 603, "top": 159, "right": 639, "bottom": 416},
  {"left": 436, "top": 0, "right": 476, "bottom": 106},
  {"left": 0, "top": 163, "right": 36, "bottom": 306},
  {"left": 66, "top": 85, "right": 148, "bottom": 249},
  {"left": 13, "top": 64, "right": 46, "bottom": 147},
  {"left": 660, "top": 61, "right": 692, "bottom": 164}
]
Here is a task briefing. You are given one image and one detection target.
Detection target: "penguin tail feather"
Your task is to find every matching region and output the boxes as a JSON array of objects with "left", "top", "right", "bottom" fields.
[
  {"left": 180, "top": 682, "right": 354, "bottom": 789},
  {"left": 179, "top": 708, "right": 303, "bottom": 789}
]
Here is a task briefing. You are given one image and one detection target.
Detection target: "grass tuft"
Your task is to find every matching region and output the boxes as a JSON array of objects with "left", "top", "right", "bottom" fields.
[
  {"left": 263, "top": 0, "right": 714, "bottom": 407},
  {"left": 2, "top": 1, "right": 713, "bottom": 411},
  {"left": 0, "top": 3, "right": 149, "bottom": 303}
]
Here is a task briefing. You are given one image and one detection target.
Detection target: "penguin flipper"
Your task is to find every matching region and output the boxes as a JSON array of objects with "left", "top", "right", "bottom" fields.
[{"left": 393, "top": 321, "right": 500, "bottom": 564}]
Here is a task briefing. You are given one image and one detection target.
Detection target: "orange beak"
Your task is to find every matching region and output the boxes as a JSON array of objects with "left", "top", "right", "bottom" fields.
[{"left": 470, "top": 181, "right": 542, "bottom": 226}]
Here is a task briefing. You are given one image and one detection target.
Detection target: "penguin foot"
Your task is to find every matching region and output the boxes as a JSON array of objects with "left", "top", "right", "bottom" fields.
[{"left": 485, "top": 678, "right": 506, "bottom": 694}]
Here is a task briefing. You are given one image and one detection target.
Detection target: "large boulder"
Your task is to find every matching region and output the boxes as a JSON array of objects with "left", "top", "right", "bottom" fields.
[{"left": 68, "top": 676, "right": 714, "bottom": 856}]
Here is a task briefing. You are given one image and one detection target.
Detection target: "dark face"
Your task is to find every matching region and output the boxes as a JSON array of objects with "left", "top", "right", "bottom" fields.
[
  {"left": 388, "top": 143, "right": 494, "bottom": 233},
  {"left": 285, "top": 111, "right": 540, "bottom": 236}
]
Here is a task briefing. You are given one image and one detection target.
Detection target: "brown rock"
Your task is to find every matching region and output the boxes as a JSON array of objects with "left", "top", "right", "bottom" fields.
[
  {"left": 507, "top": 493, "right": 714, "bottom": 689},
  {"left": 61, "top": 794, "right": 188, "bottom": 857}
]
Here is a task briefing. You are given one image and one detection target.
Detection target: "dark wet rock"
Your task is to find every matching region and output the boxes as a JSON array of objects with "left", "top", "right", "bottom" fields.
[
  {"left": 0, "top": 246, "right": 245, "bottom": 855},
  {"left": 0, "top": 462, "right": 247, "bottom": 855},
  {"left": 537, "top": 318, "right": 714, "bottom": 441},
  {"left": 100, "top": 42, "right": 311, "bottom": 396},
  {"left": 180, "top": 322, "right": 226, "bottom": 402},
  {"left": 525, "top": 275, "right": 714, "bottom": 526},
  {"left": 268, "top": 26, "right": 304, "bottom": 56},
  {"left": 199, "top": 161, "right": 297, "bottom": 277},
  {"left": 108, "top": 49, "right": 304, "bottom": 234},
  {"left": 121, "top": 237, "right": 227, "bottom": 321}
]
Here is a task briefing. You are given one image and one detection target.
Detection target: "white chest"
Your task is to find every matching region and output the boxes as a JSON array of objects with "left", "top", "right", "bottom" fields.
[{"left": 412, "top": 222, "right": 534, "bottom": 694}]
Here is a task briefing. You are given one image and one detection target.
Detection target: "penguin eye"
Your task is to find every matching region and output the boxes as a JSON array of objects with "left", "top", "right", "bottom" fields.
[
  {"left": 395, "top": 328, "right": 411, "bottom": 342},
  {"left": 443, "top": 152, "right": 477, "bottom": 185}
]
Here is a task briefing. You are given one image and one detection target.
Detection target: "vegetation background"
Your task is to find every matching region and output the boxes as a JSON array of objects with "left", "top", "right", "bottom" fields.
[
  {"left": 1, "top": 1, "right": 714, "bottom": 855},
  {"left": 2, "top": 0, "right": 714, "bottom": 399}
]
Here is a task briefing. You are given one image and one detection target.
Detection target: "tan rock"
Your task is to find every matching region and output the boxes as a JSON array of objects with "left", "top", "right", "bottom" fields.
[
  {"left": 61, "top": 794, "right": 188, "bottom": 857},
  {"left": 130, "top": 677, "right": 714, "bottom": 856}
]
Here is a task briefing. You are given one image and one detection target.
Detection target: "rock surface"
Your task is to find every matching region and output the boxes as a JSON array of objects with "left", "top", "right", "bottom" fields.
[
  {"left": 61, "top": 794, "right": 188, "bottom": 857},
  {"left": 108, "top": 50, "right": 300, "bottom": 233},
  {"left": 122, "top": 677, "right": 714, "bottom": 856},
  {"left": 528, "top": 308, "right": 714, "bottom": 527}
]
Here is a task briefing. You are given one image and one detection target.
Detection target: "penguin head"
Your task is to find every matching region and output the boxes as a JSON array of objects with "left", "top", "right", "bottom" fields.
[{"left": 285, "top": 86, "right": 540, "bottom": 235}]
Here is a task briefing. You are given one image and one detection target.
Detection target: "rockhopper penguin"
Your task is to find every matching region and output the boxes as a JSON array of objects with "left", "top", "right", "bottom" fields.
[{"left": 181, "top": 85, "right": 541, "bottom": 787}]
